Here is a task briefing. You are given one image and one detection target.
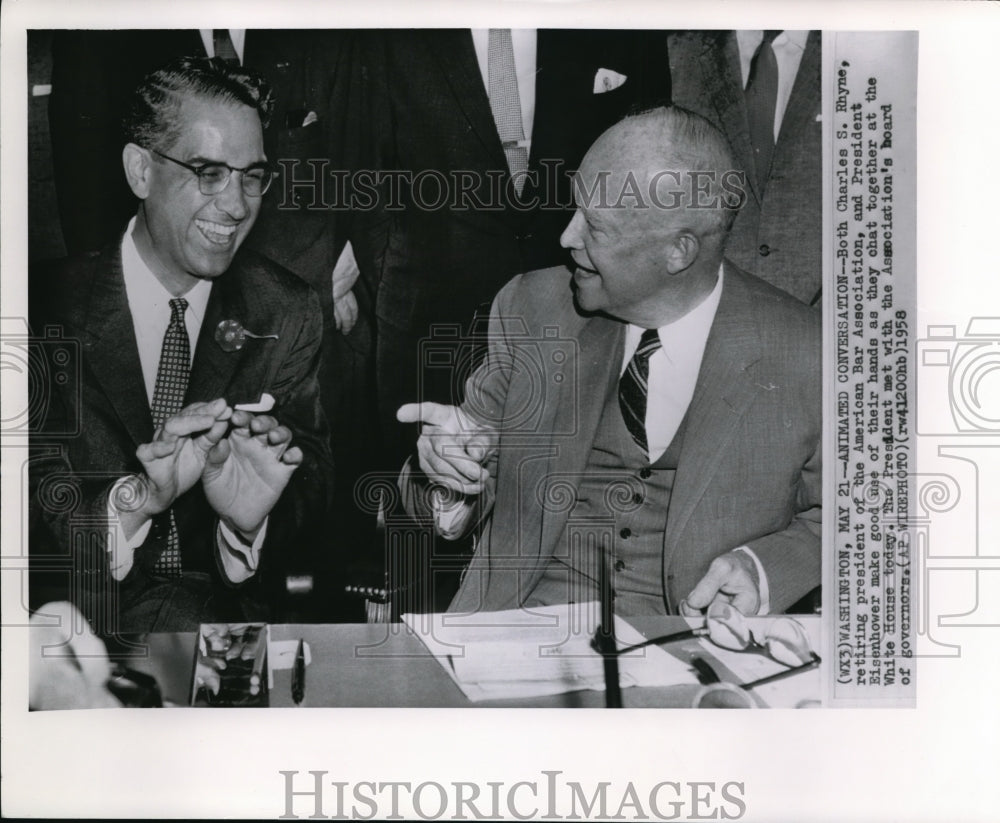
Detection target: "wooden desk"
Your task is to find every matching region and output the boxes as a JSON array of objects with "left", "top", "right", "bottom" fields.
[{"left": 115, "top": 617, "right": 821, "bottom": 709}]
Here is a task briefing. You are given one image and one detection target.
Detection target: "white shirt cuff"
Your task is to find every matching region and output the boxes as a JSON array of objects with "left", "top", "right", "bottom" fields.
[
  {"left": 734, "top": 545, "right": 770, "bottom": 615},
  {"left": 106, "top": 476, "right": 152, "bottom": 581},
  {"left": 430, "top": 486, "right": 478, "bottom": 540},
  {"left": 217, "top": 519, "right": 267, "bottom": 583}
]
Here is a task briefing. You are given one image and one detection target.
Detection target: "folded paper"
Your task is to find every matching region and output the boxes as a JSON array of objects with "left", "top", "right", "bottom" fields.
[
  {"left": 402, "top": 602, "right": 697, "bottom": 702},
  {"left": 594, "top": 68, "right": 628, "bottom": 94},
  {"left": 235, "top": 392, "right": 275, "bottom": 413}
]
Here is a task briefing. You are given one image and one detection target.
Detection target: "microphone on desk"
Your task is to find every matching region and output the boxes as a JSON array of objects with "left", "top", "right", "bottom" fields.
[{"left": 595, "top": 541, "right": 622, "bottom": 708}]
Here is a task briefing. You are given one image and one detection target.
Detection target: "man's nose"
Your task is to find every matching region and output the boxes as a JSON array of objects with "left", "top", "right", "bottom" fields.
[
  {"left": 216, "top": 173, "right": 250, "bottom": 220},
  {"left": 560, "top": 210, "right": 584, "bottom": 249}
]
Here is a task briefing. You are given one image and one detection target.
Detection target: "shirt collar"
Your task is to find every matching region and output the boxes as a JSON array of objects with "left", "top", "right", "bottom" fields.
[
  {"left": 626, "top": 263, "right": 725, "bottom": 364},
  {"left": 121, "top": 215, "right": 213, "bottom": 326},
  {"left": 736, "top": 29, "right": 809, "bottom": 56}
]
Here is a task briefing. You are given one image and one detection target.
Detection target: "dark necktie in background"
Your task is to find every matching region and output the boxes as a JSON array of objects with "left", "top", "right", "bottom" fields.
[
  {"left": 150, "top": 297, "right": 191, "bottom": 577},
  {"left": 213, "top": 29, "right": 240, "bottom": 65},
  {"left": 487, "top": 29, "right": 529, "bottom": 196},
  {"left": 745, "top": 30, "right": 781, "bottom": 194},
  {"left": 618, "top": 328, "right": 662, "bottom": 460}
]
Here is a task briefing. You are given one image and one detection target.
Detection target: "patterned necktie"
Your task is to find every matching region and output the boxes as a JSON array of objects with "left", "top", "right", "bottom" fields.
[
  {"left": 150, "top": 298, "right": 190, "bottom": 577},
  {"left": 618, "top": 328, "right": 662, "bottom": 459},
  {"left": 487, "top": 29, "right": 529, "bottom": 196},
  {"left": 745, "top": 30, "right": 781, "bottom": 194},
  {"left": 213, "top": 29, "right": 240, "bottom": 65}
]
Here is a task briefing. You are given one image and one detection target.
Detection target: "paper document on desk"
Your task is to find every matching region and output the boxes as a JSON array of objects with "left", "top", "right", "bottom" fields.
[{"left": 402, "top": 602, "right": 697, "bottom": 702}]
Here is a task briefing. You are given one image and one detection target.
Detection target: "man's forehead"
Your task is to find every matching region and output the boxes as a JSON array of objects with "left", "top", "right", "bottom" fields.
[{"left": 168, "top": 96, "right": 264, "bottom": 160}]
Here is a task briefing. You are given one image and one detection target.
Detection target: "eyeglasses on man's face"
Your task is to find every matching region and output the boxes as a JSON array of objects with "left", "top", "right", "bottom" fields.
[{"left": 152, "top": 149, "right": 276, "bottom": 197}]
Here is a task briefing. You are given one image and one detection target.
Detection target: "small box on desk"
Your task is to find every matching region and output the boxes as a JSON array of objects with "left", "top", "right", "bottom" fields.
[{"left": 190, "top": 623, "right": 269, "bottom": 707}]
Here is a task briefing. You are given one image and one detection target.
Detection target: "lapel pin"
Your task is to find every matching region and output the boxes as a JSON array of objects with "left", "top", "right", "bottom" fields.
[{"left": 215, "top": 319, "right": 279, "bottom": 352}]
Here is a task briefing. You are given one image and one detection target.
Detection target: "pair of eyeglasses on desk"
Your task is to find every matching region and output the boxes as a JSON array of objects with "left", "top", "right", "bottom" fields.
[{"left": 592, "top": 601, "right": 821, "bottom": 698}]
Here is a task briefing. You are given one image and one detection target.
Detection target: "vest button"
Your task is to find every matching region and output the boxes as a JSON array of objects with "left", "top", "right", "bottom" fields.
[
  {"left": 758, "top": 243, "right": 771, "bottom": 257},
  {"left": 639, "top": 468, "right": 652, "bottom": 479},
  {"left": 614, "top": 559, "right": 626, "bottom": 572},
  {"left": 632, "top": 492, "right": 644, "bottom": 505},
  {"left": 619, "top": 527, "right": 632, "bottom": 539}
]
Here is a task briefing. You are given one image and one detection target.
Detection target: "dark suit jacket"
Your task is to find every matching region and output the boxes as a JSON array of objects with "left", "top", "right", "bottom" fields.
[
  {"left": 350, "top": 30, "right": 670, "bottom": 467},
  {"left": 668, "top": 31, "right": 822, "bottom": 305},
  {"left": 29, "top": 239, "right": 334, "bottom": 632},
  {"left": 404, "top": 262, "right": 821, "bottom": 614},
  {"left": 356, "top": 29, "right": 670, "bottom": 336}
]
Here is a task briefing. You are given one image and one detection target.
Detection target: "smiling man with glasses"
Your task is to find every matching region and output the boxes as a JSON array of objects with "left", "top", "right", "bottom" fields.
[
  {"left": 29, "top": 56, "right": 334, "bottom": 633},
  {"left": 148, "top": 149, "right": 277, "bottom": 198}
]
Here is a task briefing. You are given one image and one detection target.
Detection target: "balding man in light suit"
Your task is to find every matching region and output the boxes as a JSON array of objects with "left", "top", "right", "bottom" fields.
[{"left": 398, "top": 106, "right": 820, "bottom": 616}]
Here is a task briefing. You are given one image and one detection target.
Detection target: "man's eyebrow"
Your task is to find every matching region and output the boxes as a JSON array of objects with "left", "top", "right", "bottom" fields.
[
  {"left": 184, "top": 156, "right": 223, "bottom": 166},
  {"left": 186, "top": 155, "right": 269, "bottom": 168}
]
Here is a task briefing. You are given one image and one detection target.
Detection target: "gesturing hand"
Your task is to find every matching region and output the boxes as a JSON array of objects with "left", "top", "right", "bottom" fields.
[
  {"left": 134, "top": 398, "right": 232, "bottom": 517},
  {"left": 681, "top": 550, "right": 762, "bottom": 618},
  {"left": 201, "top": 410, "right": 302, "bottom": 535},
  {"left": 397, "top": 401, "right": 498, "bottom": 496}
]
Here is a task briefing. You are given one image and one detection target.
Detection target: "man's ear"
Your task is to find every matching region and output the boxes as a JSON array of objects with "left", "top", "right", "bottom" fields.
[
  {"left": 664, "top": 231, "right": 700, "bottom": 275},
  {"left": 122, "top": 143, "right": 153, "bottom": 199}
]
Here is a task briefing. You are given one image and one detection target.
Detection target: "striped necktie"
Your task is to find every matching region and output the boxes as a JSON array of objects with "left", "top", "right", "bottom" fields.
[
  {"left": 618, "top": 328, "right": 662, "bottom": 459},
  {"left": 150, "top": 298, "right": 190, "bottom": 576}
]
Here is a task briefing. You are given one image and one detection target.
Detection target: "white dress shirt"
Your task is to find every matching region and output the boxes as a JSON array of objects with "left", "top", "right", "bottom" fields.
[
  {"left": 198, "top": 29, "right": 246, "bottom": 63},
  {"left": 621, "top": 269, "right": 724, "bottom": 463},
  {"left": 621, "top": 266, "right": 769, "bottom": 612},
  {"left": 106, "top": 217, "right": 265, "bottom": 582},
  {"left": 736, "top": 30, "right": 809, "bottom": 141},
  {"left": 470, "top": 29, "right": 538, "bottom": 156}
]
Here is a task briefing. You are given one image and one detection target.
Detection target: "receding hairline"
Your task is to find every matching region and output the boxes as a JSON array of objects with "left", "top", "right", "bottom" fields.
[
  {"left": 574, "top": 106, "right": 742, "bottom": 233},
  {"left": 585, "top": 107, "right": 735, "bottom": 180}
]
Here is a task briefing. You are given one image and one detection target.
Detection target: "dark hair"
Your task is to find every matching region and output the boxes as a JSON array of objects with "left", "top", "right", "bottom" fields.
[{"left": 123, "top": 55, "right": 274, "bottom": 152}]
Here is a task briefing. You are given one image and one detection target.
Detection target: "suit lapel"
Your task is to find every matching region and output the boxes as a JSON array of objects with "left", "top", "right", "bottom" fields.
[
  {"left": 536, "top": 314, "right": 624, "bottom": 561},
  {"left": 663, "top": 265, "right": 765, "bottom": 563},
  {"left": 83, "top": 243, "right": 154, "bottom": 446},
  {"left": 429, "top": 31, "right": 510, "bottom": 171},
  {"left": 774, "top": 31, "right": 821, "bottom": 153},
  {"left": 186, "top": 261, "right": 252, "bottom": 405},
  {"left": 702, "top": 33, "right": 759, "bottom": 204}
]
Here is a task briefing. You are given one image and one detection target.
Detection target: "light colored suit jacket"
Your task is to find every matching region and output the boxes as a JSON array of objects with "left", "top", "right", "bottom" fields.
[{"left": 405, "top": 262, "right": 821, "bottom": 614}]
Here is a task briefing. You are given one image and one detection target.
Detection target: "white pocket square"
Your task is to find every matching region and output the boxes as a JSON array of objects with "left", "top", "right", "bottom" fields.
[
  {"left": 594, "top": 68, "right": 628, "bottom": 94},
  {"left": 235, "top": 392, "right": 275, "bottom": 413}
]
